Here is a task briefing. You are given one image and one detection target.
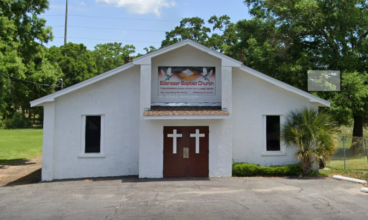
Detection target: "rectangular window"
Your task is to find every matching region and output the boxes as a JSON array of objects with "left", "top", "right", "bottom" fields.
[
  {"left": 85, "top": 116, "right": 101, "bottom": 153},
  {"left": 266, "top": 116, "right": 280, "bottom": 151}
]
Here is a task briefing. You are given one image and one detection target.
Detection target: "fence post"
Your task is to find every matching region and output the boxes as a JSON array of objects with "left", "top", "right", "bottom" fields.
[
  {"left": 342, "top": 136, "right": 346, "bottom": 170},
  {"left": 365, "top": 138, "right": 368, "bottom": 170}
]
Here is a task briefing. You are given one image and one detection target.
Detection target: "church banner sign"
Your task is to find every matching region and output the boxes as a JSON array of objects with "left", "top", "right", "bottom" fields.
[{"left": 158, "top": 67, "right": 216, "bottom": 96}]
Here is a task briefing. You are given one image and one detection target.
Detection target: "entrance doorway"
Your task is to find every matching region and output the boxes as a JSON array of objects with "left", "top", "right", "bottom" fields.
[{"left": 163, "top": 126, "right": 209, "bottom": 177}]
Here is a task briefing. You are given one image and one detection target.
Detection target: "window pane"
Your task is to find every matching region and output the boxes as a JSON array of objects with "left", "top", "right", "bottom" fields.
[
  {"left": 85, "top": 116, "right": 101, "bottom": 153},
  {"left": 266, "top": 116, "right": 280, "bottom": 151}
]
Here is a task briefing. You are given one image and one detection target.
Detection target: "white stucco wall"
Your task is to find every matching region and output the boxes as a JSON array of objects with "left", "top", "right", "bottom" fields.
[
  {"left": 41, "top": 103, "right": 55, "bottom": 181},
  {"left": 151, "top": 45, "right": 222, "bottom": 104},
  {"left": 46, "top": 66, "right": 140, "bottom": 180},
  {"left": 232, "top": 68, "right": 313, "bottom": 166}
]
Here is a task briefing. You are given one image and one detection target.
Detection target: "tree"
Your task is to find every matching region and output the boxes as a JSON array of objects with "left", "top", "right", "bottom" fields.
[
  {"left": 135, "top": 46, "right": 157, "bottom": 58},
  {"left": 281, "top": 108, "right": 338, "bottom": 174},
  {"left": 161, "top": 17, "right": 211, "bottom": 47},
  {"left": 207, "top": 15, "right": 239, "bottom": 53},
  {"left": 0, "top": 15, "right": 24, "bottom": 116},
  {"left": 244, "top": 0, "right": 368, "bottom": 138},
  {"left": 143, "top": 46, "right": 157, "bottom": 54},
  {"left": 94, "top": 42, "right": 135, "bottom": 74},
  {"left": 328, "top": 72, "right": 368, "bottom": 153},
  {"left": 0, "top": 0, "right": 61, "bottom": 119},
  {"left": 46, "top": 43, "right": 97, "bottom": 87}
]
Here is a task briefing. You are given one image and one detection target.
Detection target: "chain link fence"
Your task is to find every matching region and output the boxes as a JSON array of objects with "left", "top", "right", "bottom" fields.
[{"left": 327, "top": 136, "right": 368, "bottom": 171}]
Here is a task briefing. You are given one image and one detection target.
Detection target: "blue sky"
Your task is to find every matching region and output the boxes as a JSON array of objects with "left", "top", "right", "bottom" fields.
[{"left": 43, "top": 0, "right": 252, "bottom": 54}]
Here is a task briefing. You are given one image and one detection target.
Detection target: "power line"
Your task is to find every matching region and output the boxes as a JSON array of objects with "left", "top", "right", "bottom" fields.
[
  {"left": 43, "top": 14, "right": 181, "bottom": 22},
  {"left": 69, "top": 14, "right": 180, "bottom": 22},
  {"left": 54, "top": 25, "right": 167, "bottom": 33},
  {"left": 44, "top": 14, "right": 64, "bottom": 16},
  {"left": 0, "top": 73, "right": 62, "bottom": 88},
  {"left": 49, "top": 1, "right": 242, "bottom": 8},
  {"left": 53, "top": 37, "right": 161, "bottom": 44}
]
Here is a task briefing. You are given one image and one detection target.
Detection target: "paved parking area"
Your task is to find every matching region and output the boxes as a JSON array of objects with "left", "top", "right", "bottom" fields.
[{"left": 0, "top": 177, "right": 367, "bottom": 220}]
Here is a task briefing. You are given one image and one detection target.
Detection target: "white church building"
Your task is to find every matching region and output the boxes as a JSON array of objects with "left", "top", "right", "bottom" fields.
[{"left": 31, "top": 40, "right": 330, "bottom": 181}]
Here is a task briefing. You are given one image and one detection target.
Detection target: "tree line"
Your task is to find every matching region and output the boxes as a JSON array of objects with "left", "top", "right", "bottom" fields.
[{"left": 1, "top": 0, "right": 368, "bottom": 140}]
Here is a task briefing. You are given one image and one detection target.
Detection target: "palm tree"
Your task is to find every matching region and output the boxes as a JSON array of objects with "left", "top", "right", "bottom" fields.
[{"left": 281, "top": 108, "right": 338, "bottom": 174}]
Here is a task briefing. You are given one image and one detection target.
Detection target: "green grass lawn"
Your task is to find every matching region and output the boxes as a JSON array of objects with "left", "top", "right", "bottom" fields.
[
  {"left": 324, "top": 156, "right": 368, "bottom": 182},
  {"left": 0, "top": 129, "right": 43, "bottom": 165},
  {"left": 321, "top": 126, "right": 368, "bottom": 182},
  {"left": 328, "top": 157, "right": 368, "bottom": 170}
]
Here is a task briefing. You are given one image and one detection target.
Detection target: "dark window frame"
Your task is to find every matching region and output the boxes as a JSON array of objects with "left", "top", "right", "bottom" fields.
[
  {"left": 266, "top": 115, "right": 281, "bottom": 151},
  {"left": 85, "top": 116, "right": 102, "bottom": 153}
]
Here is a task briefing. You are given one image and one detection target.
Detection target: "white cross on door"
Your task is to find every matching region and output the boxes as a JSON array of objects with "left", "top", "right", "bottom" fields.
[
  {"left": 190, "top": 129, "right": 205, "bottom": 154},
  {"left": 167, "top": 129, "right": 182, "bottom": 154}
]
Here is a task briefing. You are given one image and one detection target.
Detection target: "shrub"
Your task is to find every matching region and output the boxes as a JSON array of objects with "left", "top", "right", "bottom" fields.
[
  {"left": 4, "top": 113, "right": 31, "bottom": 129},
  {"left": 232, "top": 163, "right": 302, "bottom": 177}
]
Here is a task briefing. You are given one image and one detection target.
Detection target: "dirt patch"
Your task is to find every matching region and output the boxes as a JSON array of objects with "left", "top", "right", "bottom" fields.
[{"left": 0, "top": 157, "right": 41, "bottom": 187}]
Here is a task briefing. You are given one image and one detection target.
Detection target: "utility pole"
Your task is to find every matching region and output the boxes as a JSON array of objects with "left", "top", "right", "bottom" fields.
[{"left": 64, "top": 0, "right": 68, "bottom": 45}]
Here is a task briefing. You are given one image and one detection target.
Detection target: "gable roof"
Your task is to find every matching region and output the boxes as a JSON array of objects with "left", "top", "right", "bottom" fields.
[
  {"left": 133, "top": 39, "right": 243, "bottom": 67},
  {"left": 30, "top": 39, "right": 330, "bottom": 107},
  {"left": 30, "top": 62, "right": 135, "bottom": 107},
  {"left": 239, "top": 66, "right": 330, "bottom": 107}
]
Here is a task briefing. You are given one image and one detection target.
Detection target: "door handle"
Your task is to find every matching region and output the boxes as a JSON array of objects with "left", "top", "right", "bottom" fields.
[{"left": 183, "top": 147, "right": 189, "bottom": 159}]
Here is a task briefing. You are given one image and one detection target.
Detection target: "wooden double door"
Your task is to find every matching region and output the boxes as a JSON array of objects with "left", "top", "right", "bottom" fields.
[{"left": 163, "top": 126, "right": 209, "bottom": 178}]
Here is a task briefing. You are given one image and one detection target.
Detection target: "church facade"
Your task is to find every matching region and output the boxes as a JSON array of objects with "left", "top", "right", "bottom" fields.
[{"left": 31, "top": 40, "right": 329, "bottom": 181}]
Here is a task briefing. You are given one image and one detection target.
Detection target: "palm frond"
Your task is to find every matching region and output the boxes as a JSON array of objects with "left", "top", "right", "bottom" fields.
[{"left": 281, "top": 108, "right": 338, "bottom": 174}]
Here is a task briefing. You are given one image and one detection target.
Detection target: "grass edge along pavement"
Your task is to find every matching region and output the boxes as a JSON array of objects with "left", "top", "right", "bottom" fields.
[{"left": 0, "top": 129, "right": 43, "bottom": 165}]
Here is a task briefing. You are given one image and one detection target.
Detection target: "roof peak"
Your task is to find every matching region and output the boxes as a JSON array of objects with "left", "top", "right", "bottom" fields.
[{"left": 132, "top": 40, "right": 243, "bottom": 67}]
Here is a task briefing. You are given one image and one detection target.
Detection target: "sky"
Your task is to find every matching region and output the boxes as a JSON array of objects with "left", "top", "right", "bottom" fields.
[{"left": 42, "top": 0, "right": 252, "bottom": 55}]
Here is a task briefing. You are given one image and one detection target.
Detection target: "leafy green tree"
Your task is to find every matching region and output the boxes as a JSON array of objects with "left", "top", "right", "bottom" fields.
[
  {"left": 135, "top": 46, "right": 157, "bottom": 58},
  {"left": 328, "top": 72, "right": 368, "bottom": 153},
  {"left": 47, "top": 43, "right": 97, "bottom": 87},
  {"left": 224, "top": 16, "right": 314, "bottom": 90},
  {"left": 281, "top": 108, "right": 338, "bottom": 174},
  {"left": 0, "top": 15, "right": 24, "bottom": 116},
  {"left": 163, "top": 15, "right": 312, "bottom": 90},
  {"left": 244, "top": 0, "right": 368, "bottom": 138},
  {"left": 207, "top": 15, "right": 238, "bottom": 53},
  {"left": 0, "top": 0, "right": 61, "bottom": 119},
  {"left": 0, "top": 0, "right": 53, "bottom": 63},
  {"left": 161, "top": 17, "right": 211, "bottom": 47},
  {"left": 94, "top": 42, "right": 135, "bottom": 74},
  {"left": 143, "top": 46, "right": 157, "bottom": 54}
]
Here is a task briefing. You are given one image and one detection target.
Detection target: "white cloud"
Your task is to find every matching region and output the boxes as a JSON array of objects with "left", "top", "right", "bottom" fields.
[
  {"left": 80, "top": 1, "right": 86, "bottom": 6},
  {"left": 96, "top": 0, "right": 176, "bottom": 16}
]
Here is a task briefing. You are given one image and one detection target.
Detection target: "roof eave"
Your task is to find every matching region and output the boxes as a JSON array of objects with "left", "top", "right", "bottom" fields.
[
  {"left": 239, "top": 65, "right": 331, "bottom": 107},
  {"left": 310, "top": 100, "right": 331, "bottom": 107},
  {"left": 30, "top": 62, "right": 135, "bottom": 107}
]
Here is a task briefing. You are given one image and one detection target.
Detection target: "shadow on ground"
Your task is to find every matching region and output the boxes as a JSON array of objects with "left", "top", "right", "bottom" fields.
[
  {"left": 53, "top": 176, "right": 210, "bottom": 184},
  {"left": 0, "top": 159, "right": 35, "bottom": 167},
  {"left": 4, "top": 168, "right": 41, "bottom": 187},
  {"left": 119, "top": 177, "right": 210, "bottom": 183}
]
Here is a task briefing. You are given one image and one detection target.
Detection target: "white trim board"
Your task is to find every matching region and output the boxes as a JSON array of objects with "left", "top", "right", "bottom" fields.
[
  {"left": 30, "top": 63, "right": 135, "bottom": 107},
  {"left": 239, "top": 66, "right": 330, "bottom": 107},
  {"left": 144, "top": 115, "right": 230, "bottom": 120}
]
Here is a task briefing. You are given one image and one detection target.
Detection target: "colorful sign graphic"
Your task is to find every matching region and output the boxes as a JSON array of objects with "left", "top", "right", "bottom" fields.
[{"left": 158, "top": 67, "right": 216, "bottom": 96}]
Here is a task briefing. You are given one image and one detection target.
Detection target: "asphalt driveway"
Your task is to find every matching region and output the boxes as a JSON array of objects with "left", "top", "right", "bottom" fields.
[{"left": 0, "top": 177, "right": 367, "bottom": 220}]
